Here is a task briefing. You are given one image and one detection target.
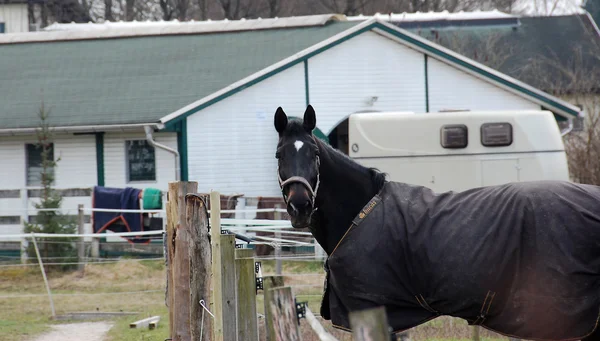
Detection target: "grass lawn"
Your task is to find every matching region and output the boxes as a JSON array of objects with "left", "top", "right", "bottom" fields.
[{"left": 0, "top": 257, "right": 508, "bottom": 341}]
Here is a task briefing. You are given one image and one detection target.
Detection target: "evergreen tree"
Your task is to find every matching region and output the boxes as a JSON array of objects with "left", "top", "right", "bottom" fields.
[{"left": 23, "top": 101, "right": 78, "bottom": 272}]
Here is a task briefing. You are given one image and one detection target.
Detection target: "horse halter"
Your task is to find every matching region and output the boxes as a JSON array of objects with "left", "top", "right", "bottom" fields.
[{"left": 276, "top": 137, "right": 321, "bottom": 212}]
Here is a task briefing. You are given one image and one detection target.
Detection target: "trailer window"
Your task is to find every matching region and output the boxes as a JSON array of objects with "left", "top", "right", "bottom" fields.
[
  {"left": 481, "top": 123, "right": 513, "bottom": 147},
  {"left": 440, "top": 125, "right": 468, "bottom": 149}
]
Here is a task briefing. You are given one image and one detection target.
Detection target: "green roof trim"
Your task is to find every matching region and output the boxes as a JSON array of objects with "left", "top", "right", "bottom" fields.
[
  {"left": 304, "top": 59, "right": 310, "bottom": 106},
  {"left": 95, "top": 132, "right": 105, "bottom": 186},
  {"left": 369, "top": 22, "right": 580, "bottom": 118},
  {"left": 177, "top": 119, "right": 188, "bottom": 181},
  {"left": 164, "top": 23, "right": 372, "bottom": 126},
  {"left": 163, "top": 19, "right": 580, "bottom": 125},
  {"left": 399, "top": 14, "right": 600, "bottom": 96},
  {"left": 424, "top": 54, "right": 429, "bottom": 112}
]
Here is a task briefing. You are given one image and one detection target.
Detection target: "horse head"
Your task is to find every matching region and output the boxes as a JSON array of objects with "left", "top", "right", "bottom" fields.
[{"left": 273, "top": 105, "right": 320, "bottom": 229}]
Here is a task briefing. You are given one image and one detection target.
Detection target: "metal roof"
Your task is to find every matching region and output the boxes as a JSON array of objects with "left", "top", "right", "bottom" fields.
[{"left": 0, "top": 19, "right": 359, "bottom": 132}]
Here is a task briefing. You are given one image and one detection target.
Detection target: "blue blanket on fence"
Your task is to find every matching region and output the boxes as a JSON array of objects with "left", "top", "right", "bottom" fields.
[{"left": 92, "top": 186, "right": 149, "bottom": 243}]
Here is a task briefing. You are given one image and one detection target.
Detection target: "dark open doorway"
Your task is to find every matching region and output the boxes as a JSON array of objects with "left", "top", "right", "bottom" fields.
[{"left": 328, "top": 118, "right": 349, "bottom": 155}]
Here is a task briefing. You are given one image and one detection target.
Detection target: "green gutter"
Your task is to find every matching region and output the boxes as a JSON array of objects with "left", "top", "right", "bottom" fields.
[
  {"left": 176, "top": 120, "right": 189, "bottom": 181},
  {"left": 304, "top": 59, "right": 310, "bottom": 106},
  {"left": 95, "top": 132, "right": 105, "bottom": 186},
  {"left": 424, "top": 54, "right": 429, "bottom": 112}
]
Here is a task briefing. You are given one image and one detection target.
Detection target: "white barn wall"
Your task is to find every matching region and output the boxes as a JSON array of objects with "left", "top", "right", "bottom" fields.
[
  {"left": 0, "top": 137, "right": 26, "bottom": 230},
  {"left": 53, "top": 135, "right": 97, "bottom": 188},
  {"left": 0, "top": 4, "right": 28, "bottom": 33},
  {"left": 0, "top": 136, "right": 26, "bottom": 190},
  {"left": 428, "top": 57, "right": 540, "bottom": 112},
  {"left": 308, "top": 31, "right": 427, "bottom": 134},
  {"left": 185, "top": 30, "right": 555, "bottom": 198},
  {"left": 104, "top": 132, "right": 178, "bottom": 191},
  {"left": 0, "top": 134, "right": 96, "bottom": 190},
  {"left": 187, "top": 63, "right": 306, "bottom": 197},
  {"left": 0, "top": 134, "right": 96, "bottom": 235}
]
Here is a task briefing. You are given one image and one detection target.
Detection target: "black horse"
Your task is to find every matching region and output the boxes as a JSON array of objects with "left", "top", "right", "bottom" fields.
[{"left": 273, "top": 105, "right": 600, "bottom": 341}]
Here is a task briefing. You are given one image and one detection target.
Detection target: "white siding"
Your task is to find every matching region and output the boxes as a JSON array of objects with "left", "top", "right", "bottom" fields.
[
  {"left": 308, "top": 31, "right": 426, "bottom": 134},
  {"left": 54, "top": 135, "right": 97, "bottom": 188},
  {"left": 0, "top": 4, "right": 28, "bottom": 33},
  {"left": 428, "top": 57, "right": 540, "bottom": 112},
  {"left": 104, "top": 132, "right": 178, "bottom": 191},
  {"left": 0, "top": 137, "right": 25, "bottom": 189},
  {"left": 0, "top": 134, "right": 96, "bottom": 189},
  {"left": 0, "top": 134, "right": 96, "bottom": 235},
  {"left": 187, "top": 63, "right": 305, "bottom": 197}
]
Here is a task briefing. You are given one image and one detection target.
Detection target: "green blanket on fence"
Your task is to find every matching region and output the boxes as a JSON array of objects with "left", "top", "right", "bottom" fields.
[{"left": 142, "top": 188, "right": 162, "bottom": 209}]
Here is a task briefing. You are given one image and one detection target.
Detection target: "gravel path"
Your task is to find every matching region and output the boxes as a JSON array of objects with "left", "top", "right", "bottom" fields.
[{"left": 29, "top": 321, "right": 114, "bottom": 341}]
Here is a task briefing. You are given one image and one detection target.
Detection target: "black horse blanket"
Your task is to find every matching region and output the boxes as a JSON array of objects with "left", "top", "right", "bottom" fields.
[{"left": 321, "top": 180, "right": 600, "bottom": 340}]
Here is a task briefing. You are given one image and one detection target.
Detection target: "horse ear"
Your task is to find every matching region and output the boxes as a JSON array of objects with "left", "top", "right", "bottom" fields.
[
  {"left": 274, "top": 107, "right": 288, "bottom": 135},
  {"left": 303, "top": 105, "right": 316, "bottom": 133}
]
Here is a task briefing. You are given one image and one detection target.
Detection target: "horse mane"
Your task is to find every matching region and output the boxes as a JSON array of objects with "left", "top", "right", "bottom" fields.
[{"left": 313, "top": 129, "right": 387, "bottom": 192}]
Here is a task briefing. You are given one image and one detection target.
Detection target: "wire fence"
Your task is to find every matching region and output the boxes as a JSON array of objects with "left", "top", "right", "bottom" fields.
[{"left": 0, "top": 204, "right": 327, "bottom": 326}]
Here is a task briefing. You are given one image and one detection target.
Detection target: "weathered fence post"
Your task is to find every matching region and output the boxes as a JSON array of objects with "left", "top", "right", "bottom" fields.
[
  {"left": 186, "top": 193, "right": 212, "bottom": 341},
  {"left": 263, "top": 275, "right": 285, "bottom": 341},
  {"left": 220, "top": 233, "right": 237, "bottom": 341},
  {"left": 266, "top": 286, "right": 301, "bottom": 341},
  {"left": 210, "top": 191, "right": 237, "bottom": 341},
  {"left": 349, "top": 306, "right": 391, "bottom": 341},
  {"left": 274, "top": 204, "right": 282, "bottom": 275},
  {"left": 77, "top": 204, "right": 85, "bottom": 271},
  {"left": 235, "top": 248, "right": 259, "bottom": 341},
  {"left": 472, "top": 326, "right": 480, "bottom": 341},
  {"left": 305, "top": 307, "right": 338, "bottom": 341},
  {"left": 166, "top": 181, "right": 198, "bottom": 340},
  {"left": 210, "top": 191, "right": 223, "bottom": 341}
]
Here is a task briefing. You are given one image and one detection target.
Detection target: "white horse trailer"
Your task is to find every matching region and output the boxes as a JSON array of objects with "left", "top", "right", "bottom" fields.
[{"left": 347, "top": 110, "right": 571, "bottom": 193}]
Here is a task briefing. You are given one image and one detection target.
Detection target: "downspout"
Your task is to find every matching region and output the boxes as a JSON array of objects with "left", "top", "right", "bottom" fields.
[
  {"left": 144, "top": 125, "right": 180, "bottom": 181},
  {"left": 560, "top": 118, "right": 574, "bottom": 137}
]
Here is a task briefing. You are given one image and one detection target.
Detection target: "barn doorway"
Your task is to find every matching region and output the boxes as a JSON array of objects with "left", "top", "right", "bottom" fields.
[{"left": 328, "top": 118, "right": 349, "bottom": 155}]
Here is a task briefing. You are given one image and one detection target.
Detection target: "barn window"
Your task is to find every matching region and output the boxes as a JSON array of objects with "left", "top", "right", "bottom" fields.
[
  {"left": 126, "top": 140, "right": 156, "bottom": 182},
  {"left": 440, "top": 125, "right": 468, "bottom": 149},
  {"left": 26, "top": 143, "right": 54, "bottom": 186},
  {"left": 481, "top": 122, "right": 513, "bottom": 147}
]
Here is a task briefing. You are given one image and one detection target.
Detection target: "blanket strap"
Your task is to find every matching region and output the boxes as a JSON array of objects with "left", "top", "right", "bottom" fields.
[
  {"left": 472, "top": 290, "right": 496, "bottom": 325},
  {"left": 415, "top": 294, "right": 439, "bottom": 314}
]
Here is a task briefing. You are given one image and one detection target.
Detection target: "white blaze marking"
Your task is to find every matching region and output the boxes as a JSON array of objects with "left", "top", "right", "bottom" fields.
[{"left": 294, "top": 140, "right": 304, "bottom": 152}]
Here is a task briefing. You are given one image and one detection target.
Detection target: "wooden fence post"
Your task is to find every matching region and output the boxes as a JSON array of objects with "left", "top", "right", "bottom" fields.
[
  {"left": 349, "top": 306, "right": 391, "bottom": 341},
  {"left": 186, "top": 193, "right": 212, "bottom": 341},
  {"left": 274, "top": 204, "right": 282, "bottom": 275},
  {"left": 263, "top": 275, "right": 285, "bottom": 341},
  {"left": 220, "top": 233, "right": 237, "bottom": 341},
  {"left": 77, "top": 204, "right": 85, "bottom": 271},
  {"left": 266, "top": 286, "right": 301, "bottom": 341},
  {"left": 166, "top": 181, "right": 198, "bottom": 340},
  {"left": 235, "top": 248, "right": 259, "bottom": 341},
  {"left": 472, "top": 326, "right": 480, "bottom": 341},
  {"left": 210, "top": 191, "right": 223, "bottom": 341},
  {"left": 210, "top": 190, "right": 238, "bottom": 341}
]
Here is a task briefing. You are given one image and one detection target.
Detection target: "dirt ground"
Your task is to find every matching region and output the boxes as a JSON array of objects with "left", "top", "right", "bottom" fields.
[{"left": 28, "top": 322, "right": 114, "bottom": 341}]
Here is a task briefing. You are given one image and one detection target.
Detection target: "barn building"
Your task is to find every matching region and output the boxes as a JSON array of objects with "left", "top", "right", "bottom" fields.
[{"left": 0, "top": 13, "right": 582, "bottom": 236}]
